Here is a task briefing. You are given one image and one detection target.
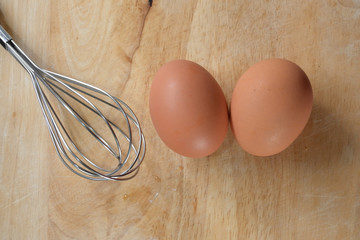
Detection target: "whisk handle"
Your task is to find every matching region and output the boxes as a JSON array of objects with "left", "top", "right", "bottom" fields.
[
  {"left": 0, "top": 25, "right": 40, "bottom": 73},
  {"left": 0, "top": 25, "right": 12, "bottom": 49}
]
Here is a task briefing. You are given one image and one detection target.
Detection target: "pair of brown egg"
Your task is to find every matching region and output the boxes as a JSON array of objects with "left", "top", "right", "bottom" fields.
[{"left": 149, "top": 59, "right": 313, "bottom": 158}]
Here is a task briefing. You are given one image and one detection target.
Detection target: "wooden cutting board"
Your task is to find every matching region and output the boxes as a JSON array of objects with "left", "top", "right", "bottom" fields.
[{"left": 0, "top": 0, "right": 359, "bottom": 239}]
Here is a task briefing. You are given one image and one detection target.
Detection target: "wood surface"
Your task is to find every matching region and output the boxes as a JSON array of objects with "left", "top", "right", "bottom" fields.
[{"left": 1, "top": 0, "right": 360, "bottom": 239}]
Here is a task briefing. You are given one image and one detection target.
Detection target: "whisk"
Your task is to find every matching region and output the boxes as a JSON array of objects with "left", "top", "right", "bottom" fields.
[{"left": 0, "top": 25, "right": 145, "bottom": 181}]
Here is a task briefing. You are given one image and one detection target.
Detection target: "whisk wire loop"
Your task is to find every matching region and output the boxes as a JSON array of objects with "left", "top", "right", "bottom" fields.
[{"left": 1, "top": 26, "right": 145, "bottom": 181}]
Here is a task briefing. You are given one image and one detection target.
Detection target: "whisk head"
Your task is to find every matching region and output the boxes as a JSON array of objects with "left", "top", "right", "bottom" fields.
[{"left": 1, "top": 27, "right": 145, "bottom": 181}]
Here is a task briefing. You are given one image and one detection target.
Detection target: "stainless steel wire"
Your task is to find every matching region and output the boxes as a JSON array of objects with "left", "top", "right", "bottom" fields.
[{"left": 0, "top": 25, "right": 145, "bottom": 181}]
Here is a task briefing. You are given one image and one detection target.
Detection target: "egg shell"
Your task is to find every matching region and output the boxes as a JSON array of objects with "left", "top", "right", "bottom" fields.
[
  {"left": 230, "top": 59, "right": 313, "bottom": 157},
  {"left": 149, "top": 60, "right": 229, "bottom": 158}
]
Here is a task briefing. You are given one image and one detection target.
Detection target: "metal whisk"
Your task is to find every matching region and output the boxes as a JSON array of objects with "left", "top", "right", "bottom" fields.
[{"left": 0, "top": 25, "right": 145, "bottom": 181}]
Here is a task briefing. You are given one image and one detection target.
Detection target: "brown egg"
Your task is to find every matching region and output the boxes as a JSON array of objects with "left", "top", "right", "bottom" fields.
[
  {"left": 230, "top": 59, "right": 313, "bottom": 156},
  {"left": 149, "top": 60, "right": 228, "bottom": 158}
]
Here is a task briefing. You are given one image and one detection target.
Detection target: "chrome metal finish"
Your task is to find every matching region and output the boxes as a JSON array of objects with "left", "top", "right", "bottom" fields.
[
  {"left": 0, "top": 25, "right": 145, "bottom": 181},
  {"left": 0, "top": 25, "right": 12, "bottom": 48}
]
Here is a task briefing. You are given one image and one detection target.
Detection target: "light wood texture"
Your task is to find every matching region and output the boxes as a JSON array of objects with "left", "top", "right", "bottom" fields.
[{"left": 1, "top": 0, "right": 360, "bottom": 239}]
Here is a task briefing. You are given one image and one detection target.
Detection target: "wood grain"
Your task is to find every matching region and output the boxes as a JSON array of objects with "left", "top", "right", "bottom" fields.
[{"left": 1, "top": 0, "right": 360, "bottom": 239}]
